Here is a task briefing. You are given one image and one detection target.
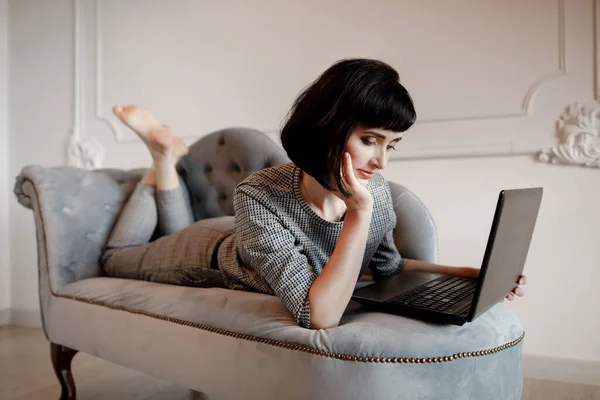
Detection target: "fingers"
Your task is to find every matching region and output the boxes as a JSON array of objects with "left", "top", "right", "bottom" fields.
[
  {"left": 342, "top": 152, "right": 359, "bottom": 187},
  {"left": 505, "top": 285, "right": 525, "bottom": 301},
  {"left": 510, "top": 275, "right": 526, "bottom": 299}
]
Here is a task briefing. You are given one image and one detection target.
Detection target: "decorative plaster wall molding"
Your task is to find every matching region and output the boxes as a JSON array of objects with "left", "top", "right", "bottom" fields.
[
  {"left": 66, "top": 0, "right": 104, "bottom": 169},
  {"left": 69, "top": 0, "right": 575, "bottom": 162},
  {"left": 67, "top": 127, "right": 104, "bottom": 169},
  {"left": 521, "top": 0, "right": 566, "bottom": 114},
  {"left": 419, "top": 0, "right": 566, "bottom": 125},
  {"left": 93, "top": 0, "right": 567, "bottom": 143},
  {"left": 538, "top": 103, "right": 600, "bottom": 168}
]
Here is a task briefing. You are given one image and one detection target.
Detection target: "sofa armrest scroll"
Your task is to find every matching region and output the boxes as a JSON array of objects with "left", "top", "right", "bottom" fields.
[
  {"left": 13, "top": 165, "right": 145, "bottom": 290},
  {"left": 388, "top": 181, "right": 439, "bottom": 264}
]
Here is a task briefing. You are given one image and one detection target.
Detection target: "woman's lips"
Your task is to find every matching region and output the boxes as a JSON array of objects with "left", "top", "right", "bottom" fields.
[{"left": 357, "top": 169, "right": 374, "bottom": 179}]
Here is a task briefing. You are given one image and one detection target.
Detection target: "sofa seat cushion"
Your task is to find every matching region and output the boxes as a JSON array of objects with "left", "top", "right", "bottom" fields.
[{"left": 56, "top": 276, "right": 523, "bottom": 360}]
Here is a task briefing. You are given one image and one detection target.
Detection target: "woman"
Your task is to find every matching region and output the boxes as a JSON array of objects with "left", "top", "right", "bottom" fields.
[{"left": 102, "top": 58, "right": 526, "bottom": 330}]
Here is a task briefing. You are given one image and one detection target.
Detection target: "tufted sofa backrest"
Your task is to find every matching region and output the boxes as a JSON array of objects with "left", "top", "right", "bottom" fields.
[
  {"left": 13, "top": 126, "right": 436, "bottom": 293},
  {"left": 176, "top": 127, "right": 291, "bottom": 220}
]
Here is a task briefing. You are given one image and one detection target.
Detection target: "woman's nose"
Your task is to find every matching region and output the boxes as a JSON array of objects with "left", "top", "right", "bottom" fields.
[{"left": 372, "top": 149, "right": 386, "bottom": 170}]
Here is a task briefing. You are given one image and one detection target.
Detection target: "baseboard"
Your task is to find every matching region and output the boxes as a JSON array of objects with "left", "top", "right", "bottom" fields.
[
  {"left": 0, "top": 308, "right": 42, "bottom": 328},
  {"left": 524, "top": 354, "right": 600, "bottom": 387}
]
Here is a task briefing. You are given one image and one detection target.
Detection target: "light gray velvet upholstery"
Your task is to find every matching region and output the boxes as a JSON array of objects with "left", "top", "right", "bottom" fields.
[
  {"left": 13, "top": 127, "right": 524, "bottom": 400},
  {"left": 14, "top": 166, "right": 146, "bottom": 290},
  {"left": 56, "top": 277, "right": 522, "bottom": 358},
  {"left": 47, "top": 292, "right": 523, "bottom": 400},
  {"left": 388, "top": 181, "right": 438, "bottom": 264}
]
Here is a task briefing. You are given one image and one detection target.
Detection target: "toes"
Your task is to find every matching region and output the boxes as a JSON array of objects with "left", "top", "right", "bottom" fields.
[
  {"left": 114, "top": 104, "right": 135, "bottom": 116},
  {"left": 121, "top": 105, "right": 136, "bottom": 117},
  {"left": 112, "top": 105, "right": 135, "bottom": 121}
]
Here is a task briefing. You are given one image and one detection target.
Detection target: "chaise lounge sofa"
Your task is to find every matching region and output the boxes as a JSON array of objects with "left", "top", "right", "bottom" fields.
[{"left": 13, "top": 127, "right": 524, "bottom": 400}]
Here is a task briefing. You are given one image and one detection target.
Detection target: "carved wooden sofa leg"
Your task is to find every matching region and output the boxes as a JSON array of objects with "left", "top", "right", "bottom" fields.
[{"left": 50, "top": 343, "right": 79, "bottom": 400}]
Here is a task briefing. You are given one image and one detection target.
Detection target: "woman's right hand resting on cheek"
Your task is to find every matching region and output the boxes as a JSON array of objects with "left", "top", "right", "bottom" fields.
[{"left": 335, "top": 152, "right": 373, "bottom": 214}]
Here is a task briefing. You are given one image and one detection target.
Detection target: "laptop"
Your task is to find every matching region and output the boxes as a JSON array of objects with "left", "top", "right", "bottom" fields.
[{"left": 351, "top": 187, "right": 543, "bottom": 325}]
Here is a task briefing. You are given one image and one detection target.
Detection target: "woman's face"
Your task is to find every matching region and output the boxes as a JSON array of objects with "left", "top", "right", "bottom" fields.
[{"left": 344, "top": 127, "right": 403, "bottom": 185}]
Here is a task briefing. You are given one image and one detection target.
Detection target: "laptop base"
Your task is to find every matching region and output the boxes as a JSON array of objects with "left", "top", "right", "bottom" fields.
[
  {"left": 352, "top": 270, "right": 475, "bottom": 326},
  {"left": 351, "top": 296, "right": 471, "bottom": 325}
]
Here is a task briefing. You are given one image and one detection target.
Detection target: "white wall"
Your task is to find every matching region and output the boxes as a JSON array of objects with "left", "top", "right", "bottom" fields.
[
  {"left": 6, "top": 0, "right": 600, "bottom": 383},
  {"left": 380, "top": 157, "right": 600, "bottom": 364},
  {"left": 8, "top": 0, "right": 73, "bottom": 319},
  {"left": 0, "top": 0, "right": 10, "bottom": 322}
]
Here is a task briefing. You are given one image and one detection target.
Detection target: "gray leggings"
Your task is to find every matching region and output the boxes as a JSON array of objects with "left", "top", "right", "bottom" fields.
[{"left": 101, "top": 179, "right": 233, "bottom": 288}]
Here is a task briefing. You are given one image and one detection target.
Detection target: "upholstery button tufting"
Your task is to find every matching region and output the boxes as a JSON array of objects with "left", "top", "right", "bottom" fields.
[
  {"left": 204, "top": 164, "right": 213, "bottom": 173},
  {"left": 218, "top": 193, "right": 227, "bottom": 201},
  {"left": 230, "top": 162, "right": 242, "bottom": 173},
  {"left": 218, "top": 136, "right": 225, "bottom": 146}
]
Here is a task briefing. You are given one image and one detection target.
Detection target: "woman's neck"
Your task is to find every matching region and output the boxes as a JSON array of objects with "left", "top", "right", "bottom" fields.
[{"left": 299, "top": 171, "right": 347, "bottom": 222}]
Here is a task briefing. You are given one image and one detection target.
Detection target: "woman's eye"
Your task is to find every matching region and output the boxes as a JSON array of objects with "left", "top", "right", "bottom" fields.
[
  {"left": 361, "top": 138, "right": 377, "bottom": 146},
  {"left": 387, "top": 138, "right": 402, "bottom": 151}
]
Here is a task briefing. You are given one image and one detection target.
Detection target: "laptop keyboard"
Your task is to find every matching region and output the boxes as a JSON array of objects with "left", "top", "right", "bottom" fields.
[{"left": 388, "top": 276, "right": 477, "bottom": 312}]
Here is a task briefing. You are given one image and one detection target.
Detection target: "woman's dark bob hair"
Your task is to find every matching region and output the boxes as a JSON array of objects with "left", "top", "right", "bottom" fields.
[{"left": 280, "top": 58, "right": 416, "bottom": 198}]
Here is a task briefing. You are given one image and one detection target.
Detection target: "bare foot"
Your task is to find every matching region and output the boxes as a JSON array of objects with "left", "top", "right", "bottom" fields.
[
  {"left": 113, "top": 104, "right": 188, "bottom": 163},
  {"left": 112, "top": 104, "right": 162, "bottom": 142},
  {"left": 147, "top": 125, "right": 189, "bottom": 165}
]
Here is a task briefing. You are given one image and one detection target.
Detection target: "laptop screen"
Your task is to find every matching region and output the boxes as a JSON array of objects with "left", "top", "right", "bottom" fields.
[{"left": 469, "top": 187, "right": 543, "bottom": 320}]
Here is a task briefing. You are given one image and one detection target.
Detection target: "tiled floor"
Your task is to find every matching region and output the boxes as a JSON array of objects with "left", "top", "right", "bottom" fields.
[{"left": 1, "top": 326, "right": 598, "bottom": 400}]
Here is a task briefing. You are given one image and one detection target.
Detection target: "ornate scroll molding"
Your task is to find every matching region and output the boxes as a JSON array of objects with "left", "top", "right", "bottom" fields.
[
  {"left": 66, "top": 0, "right": 104, "bottom": 169},
  {"left": 67, "top": 127, "right": 104, "bottom": 169},
  {"left": 538, "top": 103, "right": 600, "bottom": 168}
]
